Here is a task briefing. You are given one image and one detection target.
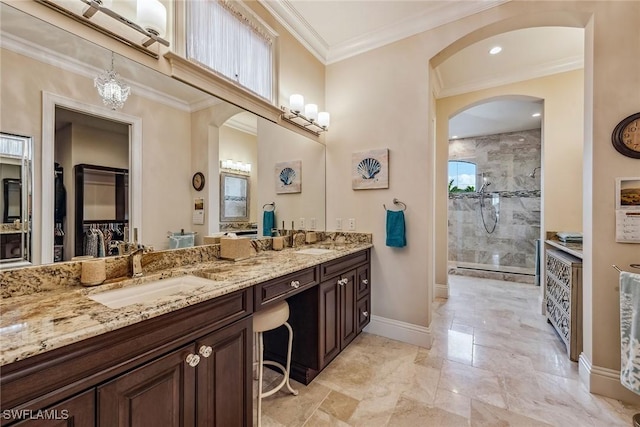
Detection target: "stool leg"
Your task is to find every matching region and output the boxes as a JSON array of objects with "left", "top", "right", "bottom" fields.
[
  {"left": 283, "top": 322, "right": 298, "bottom": 396},
  {"left": 253, "top": 332, "right": 259, "bottom": 381},
  {"left": 257, "top": 331, "right": 264, "bottom": 427}
]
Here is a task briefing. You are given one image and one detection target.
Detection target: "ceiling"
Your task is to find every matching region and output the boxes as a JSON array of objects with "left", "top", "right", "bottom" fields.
[{"left": 263, "top": 0, "right": 584, "bottom": 139}]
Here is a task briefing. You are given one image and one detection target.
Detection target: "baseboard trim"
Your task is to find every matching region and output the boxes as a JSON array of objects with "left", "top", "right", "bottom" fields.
[
  {"left": 435, "top": 283, "right": 449, "bottom": 298},
  {"left": 578, "top": 352, "right": 640, "bottom": 404},
  {"left": 363, "top": 315, "right": 433, "bottom": 348}
]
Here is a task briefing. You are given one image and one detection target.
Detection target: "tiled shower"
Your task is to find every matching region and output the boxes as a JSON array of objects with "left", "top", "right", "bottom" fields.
[{"left": 448, "top": 129, "right": 541, "bottom": 280}]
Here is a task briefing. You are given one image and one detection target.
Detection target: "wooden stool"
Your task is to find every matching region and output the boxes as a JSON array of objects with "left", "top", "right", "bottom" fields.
[{"left": 253, "top": 301, "right": 298, "bottom": 426}]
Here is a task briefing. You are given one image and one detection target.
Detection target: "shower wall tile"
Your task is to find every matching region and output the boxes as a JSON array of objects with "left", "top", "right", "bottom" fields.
[{"left": 448, "top": 129, "right": 541, "bottom": 273}]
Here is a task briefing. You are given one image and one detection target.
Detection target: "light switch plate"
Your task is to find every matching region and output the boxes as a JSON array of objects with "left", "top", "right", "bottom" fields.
[
  {"left": 336, "top": 218, "right": 342, "bottom": 230},
  {"left": 310, "top": 218, "right": 317, "bottom": 230},
  {"left": 299, "top": 218, "right": 305, "bottom": 229},
  {"left": 348, "top": 218, "right": 356, "bottom": 231}
]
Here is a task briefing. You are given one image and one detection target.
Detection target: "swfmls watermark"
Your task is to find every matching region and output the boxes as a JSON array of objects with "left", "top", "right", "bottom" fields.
[{"left": 1, "top": 409, "right": 70, "bottom": 421}]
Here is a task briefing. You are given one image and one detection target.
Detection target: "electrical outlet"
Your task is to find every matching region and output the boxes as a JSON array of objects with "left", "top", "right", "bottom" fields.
[
  {"left": 310, "top": 218, "right": 317, "bottom": 230},
  {"left": 299, "top": 218, "right": 305, "bottom": 229},
  {"left": 336, "top": 218, "right": 342, "bottom": 230},
  {"left": 348, "top": 218, "right": 356, "bottom": 231}
]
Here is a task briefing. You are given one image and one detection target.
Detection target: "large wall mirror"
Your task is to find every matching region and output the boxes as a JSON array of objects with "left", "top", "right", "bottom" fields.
[
  {"left": 0, "top": 3, "right": 326, "bottom": 269},
  {"left": 0, "top": 133, "right": 32, "bottom": 267}
]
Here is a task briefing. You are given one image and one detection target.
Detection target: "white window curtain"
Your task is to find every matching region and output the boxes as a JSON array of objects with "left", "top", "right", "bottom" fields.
[{"left": 187, "top": 0, "right": 273, "bottom": 102}]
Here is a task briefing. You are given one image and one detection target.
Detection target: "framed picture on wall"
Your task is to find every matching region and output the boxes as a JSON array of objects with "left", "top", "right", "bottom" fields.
[
  {"left": 616, "top": 177, "right": 640, "bottom": 209},
  {"left": 275, "top": 160, "right": 302, "bottom": 194},
  {"left": 352, "top": 148, "right": 389, "bottom": 190}
]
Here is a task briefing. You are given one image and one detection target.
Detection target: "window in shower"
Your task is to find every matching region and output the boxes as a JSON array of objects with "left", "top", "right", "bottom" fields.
[{"left": 448, "top": 160, "right": 477, "bottom": 192}]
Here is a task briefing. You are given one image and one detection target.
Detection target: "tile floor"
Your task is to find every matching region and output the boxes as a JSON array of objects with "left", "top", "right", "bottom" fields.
[{"left": 256, "top": 275, "right": 640, "bottom": 426}]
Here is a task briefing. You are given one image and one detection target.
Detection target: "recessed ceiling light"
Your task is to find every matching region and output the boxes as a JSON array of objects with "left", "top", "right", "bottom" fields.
[
  {"left": 532, "top": 112, "right": 541, "bottom": 117},
  {"left": 489, "top": 46, "right": 502, "bottom": 55}
]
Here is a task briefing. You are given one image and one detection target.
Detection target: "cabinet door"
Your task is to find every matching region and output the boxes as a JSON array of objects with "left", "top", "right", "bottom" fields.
[
  {"left": 97, "top": 345, "right": 196, "bottom": 427},
  {"left": 357, "top": 295, "right": 371, "bottom": 333},
  {"left": 319, "top": 279, "right": 340, "bottom": 368},
  {"left": 12, "top": 389, "right": 95, "bottom": 427},
  {"left": 196, "top": 317, "right": 252, "bottom": 427},
  {"left": 340, "top": 270, "right": 357, "bottom": 350}
]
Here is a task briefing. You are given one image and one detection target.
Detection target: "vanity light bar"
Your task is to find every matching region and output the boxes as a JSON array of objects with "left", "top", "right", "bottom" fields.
[
  {"left": 34, "top": 0, "right": 169, "bottom": 58},
  {"left": 280, "top": 107, "right": 328, "bottom": 137}
]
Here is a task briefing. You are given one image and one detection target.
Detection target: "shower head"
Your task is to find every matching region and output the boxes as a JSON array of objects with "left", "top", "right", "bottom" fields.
[{"left": 529, "top": 167, "right": 541, "bottom": 178}]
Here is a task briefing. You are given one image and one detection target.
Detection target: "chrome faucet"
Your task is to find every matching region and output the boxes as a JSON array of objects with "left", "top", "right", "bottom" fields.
[{"left": 129, "top": 247, "right": 144, "bottom": 278}]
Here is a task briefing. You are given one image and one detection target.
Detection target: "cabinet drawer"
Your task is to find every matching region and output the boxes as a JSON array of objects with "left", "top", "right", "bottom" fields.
[
  {"left": 356, "top": 295, "right": 371, "bottom": 333},
  {"left": 320, "top": 249, "right": 369, "bottom": 281},
  {"left": 255, "top": 267, "right": 319, "bottom": 309},
  {"left": 356, "top": 264, "right": 370, "bottom": 299}
]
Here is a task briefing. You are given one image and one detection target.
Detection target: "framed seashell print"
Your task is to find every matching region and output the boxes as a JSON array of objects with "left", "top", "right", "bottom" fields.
[
  {"left": 275, "top": 160, "right": 302, "bottom": 194},
  {"left": 352, "top": 149, "right": 389, "bottom": 190}
]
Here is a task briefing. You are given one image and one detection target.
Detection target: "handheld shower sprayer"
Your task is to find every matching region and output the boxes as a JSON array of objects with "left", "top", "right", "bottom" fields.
[
  {"left": 479, "top": 181, "right": 491, "bottom": 193},
  {"left": 529, "top": 167, "right": 541, "bottom": 178}
]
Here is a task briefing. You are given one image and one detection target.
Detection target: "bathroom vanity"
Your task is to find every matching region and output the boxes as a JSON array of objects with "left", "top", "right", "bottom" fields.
[{"left": 0, "top": 243, "right": 371, "bottom": 426}]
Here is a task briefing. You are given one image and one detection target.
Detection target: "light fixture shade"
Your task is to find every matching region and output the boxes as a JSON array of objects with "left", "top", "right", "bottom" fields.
[
  {"left": 290, "top": 94, "right": 304, "bottom": 112},
  {"left": 318, "top": 112, "right": 330, "bottom": 128},
  {"left": 305, "top": 104, "right": 318, "bottom": 121},
  {"left": 96, "top": 0, "right": 113, "bottom": 8},
  {"left": 137, "top": 0, "right": 167, "bottom": 37}
]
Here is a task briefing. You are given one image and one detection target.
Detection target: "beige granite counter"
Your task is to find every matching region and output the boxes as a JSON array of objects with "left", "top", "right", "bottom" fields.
[{"left": 0, "top": 242, "right": 372, "bottom": 366}]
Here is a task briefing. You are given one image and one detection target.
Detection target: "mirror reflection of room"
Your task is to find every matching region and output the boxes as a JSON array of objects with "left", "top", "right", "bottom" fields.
[
  {"left": 0, "top": 132, "right": 31, "bottom": 265},
  {"left": 54, "top": 108, "right": 129, "bottom": 261}
]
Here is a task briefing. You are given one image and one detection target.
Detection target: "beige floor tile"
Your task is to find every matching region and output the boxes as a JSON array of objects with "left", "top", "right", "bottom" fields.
[
  {"left": 387, "top": 396, "right": 469, "bottom": 427},
  {"left": 261, "top": 379, "right": 331, "bottom": 427},
  {"left": 469, "top": 399, "right": 553, "bottom": 427},
  {"left": 434, "top": 388, "right": 472, "bottom": 419},
  {"left": 472, "top": 344, "right": 537, "bottom": 378},
  {"left": 303, "top": 408, "right": 353, "bottom": 427},
  {"left": 439, "top": 359, "right": 508, "bottom": 409},
  {"left": 347, "top": 392, "right": 398, "bottom": 427},
  {"left": 319, "top": 391, "right": 359, "bottom": 422}
]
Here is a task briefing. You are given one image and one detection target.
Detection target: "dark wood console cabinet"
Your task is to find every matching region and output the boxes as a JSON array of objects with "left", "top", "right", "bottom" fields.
[
  {"left": 264, "top": 249, "right": 371, "bottom": 385},
  {"left": 1, "top": 289, "right": 253, "bottom": 427}
]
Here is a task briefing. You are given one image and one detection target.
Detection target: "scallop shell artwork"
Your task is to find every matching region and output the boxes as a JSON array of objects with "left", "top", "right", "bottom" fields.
[
  {"left": 357, "top": 158, "right": 381, "bottom": 180},
  {"left": 279, "top": 167, "right": 296, "bottom": 185}
]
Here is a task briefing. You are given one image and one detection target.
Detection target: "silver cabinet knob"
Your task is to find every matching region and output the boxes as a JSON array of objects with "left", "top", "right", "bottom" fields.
[
  {"left": 186, "top": 353, "right": 201, "bottom": 367},
  {"left": 290, "top": 280, "right": 300, "bottom": 289},
  {"left": 362, "top": 279, "right": 369, "bottom": 285},
  {"left": 199, "top": 345, "right": 213, "bottom": 358},
  {"left": 362, "top": 311, "right": 369, "bottom": 318},
  {"left": 338, "top": 278, "right": 348, "bottom": 286}
]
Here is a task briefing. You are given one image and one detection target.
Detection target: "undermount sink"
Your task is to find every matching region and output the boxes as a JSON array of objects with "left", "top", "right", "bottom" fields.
[
  {"left": 295, "top": 248, "right": 335, "bottom": 255},
  {"left": 88, "top": 275, "right": 215, "bottom": 309}
]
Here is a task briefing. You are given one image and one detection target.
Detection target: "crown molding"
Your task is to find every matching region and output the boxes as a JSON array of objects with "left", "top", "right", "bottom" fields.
[
  {"left": 258, "top": 0, "right": 328, "bottom": 64},
  {"left": 435, "top": 55, "right": 584, "bottom": 98},
  {"left": 1, "top": 31, "right": 194, "bottom": 112},
  {"left": 260, "top": 0, "right": 508, "bottom": 65}
]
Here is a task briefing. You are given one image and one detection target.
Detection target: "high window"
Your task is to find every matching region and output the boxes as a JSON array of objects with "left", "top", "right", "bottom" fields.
[
  {"left": 448, "top": 160, "right": 477, "bottom": 192},
  {"left": 186, "top": 0, "right": 275, "bottom": 102}
]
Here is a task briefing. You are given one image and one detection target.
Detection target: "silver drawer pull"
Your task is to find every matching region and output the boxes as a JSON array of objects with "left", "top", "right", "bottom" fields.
[
  {"left": 362, "top": 279, "right": 369, "bottom": 285},
  {"left": 362, "top": 311, "right": 369, "bottom": 318},
  {"left": 290, "top": 280, "right": 300, "bottom": 289},
  {"left": 186, "top": 353, "right": 201, "bottom": 367},
  {"left": 199, "top": 345, "right": 213, "bottom": 358},
  {"left": 338, "top": 278, "right": 348, "bottom": 286}
]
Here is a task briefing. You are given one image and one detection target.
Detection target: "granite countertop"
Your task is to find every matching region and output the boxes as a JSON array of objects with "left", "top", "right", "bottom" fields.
[
  {"left": 0, "top": 242, "right": 372, "bottom": 366},
  {"left": 545, "top": 238, "right": 583, "bottom": 260}
]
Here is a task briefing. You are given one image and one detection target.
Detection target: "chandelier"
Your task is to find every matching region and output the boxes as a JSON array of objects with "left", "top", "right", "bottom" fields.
[{"left": 94, "top": 53, "right": 130, "bottom": 110}]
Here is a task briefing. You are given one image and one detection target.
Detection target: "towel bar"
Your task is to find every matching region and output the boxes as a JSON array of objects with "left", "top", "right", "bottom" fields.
[
  {"left": 383, "top": 198, "right": 406, "bottom": 211},
  {"left": 262, "top": 202, "right": 276, "bottom": 211}
]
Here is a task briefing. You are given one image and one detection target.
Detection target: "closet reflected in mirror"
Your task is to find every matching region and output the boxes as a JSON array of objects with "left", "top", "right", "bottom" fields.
[
  {"left": 55, "top": 108, "right": 130, "bottom": 261},
  {"left": 0, "top": 132, "right": 32, "bottom": 267}
]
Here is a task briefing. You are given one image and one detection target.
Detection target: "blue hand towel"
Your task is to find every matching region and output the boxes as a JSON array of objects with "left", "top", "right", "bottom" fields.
[
  {"left": 620, "top": 271, "right": 640, "bottom": 394},
  {"left": 386, "top": 210, "right": 406, "bottom": 247},
  {"left": 263, "top": 210, "right": 275, "bottom": 237}
]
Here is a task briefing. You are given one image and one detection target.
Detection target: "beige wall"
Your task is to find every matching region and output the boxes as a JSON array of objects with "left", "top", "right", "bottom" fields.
[
  {"left": 257, "top": 119, "right": 326, "bottom": 234},
  {"left": 435, "top": 70, "right": 584, "bottom": 287},
  {"left": 219, "top": 126, "right": 258, "bottom": 224},
  {"left": 326, "top": 0, "right": 640, "bottom": 402}
]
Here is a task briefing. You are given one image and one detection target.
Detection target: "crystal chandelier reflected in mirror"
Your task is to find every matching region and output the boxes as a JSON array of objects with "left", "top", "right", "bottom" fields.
[{"left": 94, "top": 52, "right": 130, "bottom": 110}]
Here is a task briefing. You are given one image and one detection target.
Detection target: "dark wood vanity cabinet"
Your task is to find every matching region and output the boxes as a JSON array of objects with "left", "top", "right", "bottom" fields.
[
  {"left": 264, "top": 249, "right": 371, "bottom": 385},
  {"left": 1, "top": 289, "right": 253, "bottom": 427},
  {"left": 11, "top": 390, "right": 96, "bottom": 427}
]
